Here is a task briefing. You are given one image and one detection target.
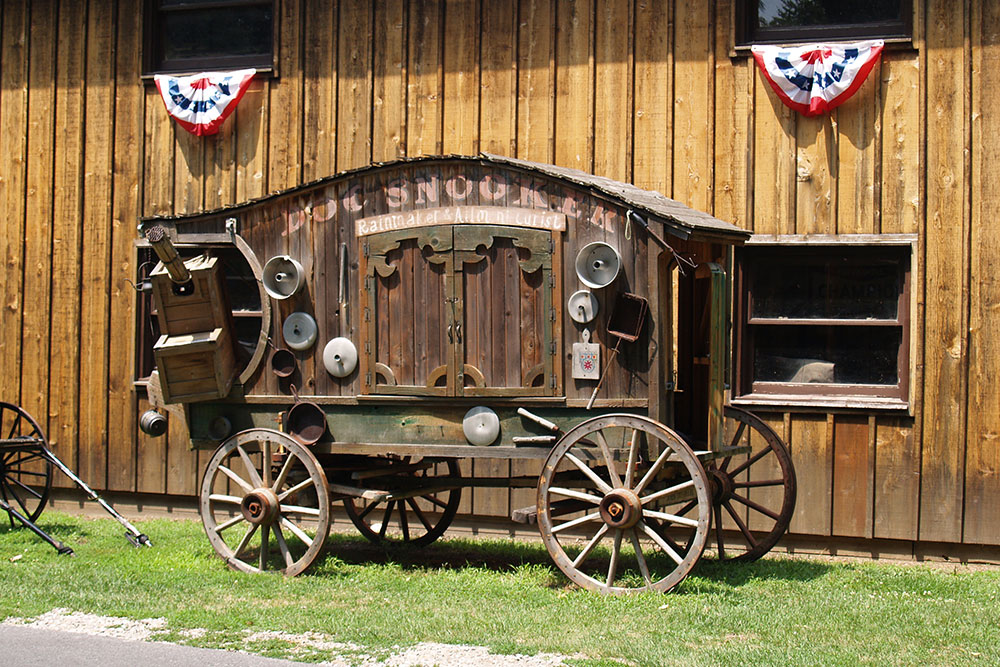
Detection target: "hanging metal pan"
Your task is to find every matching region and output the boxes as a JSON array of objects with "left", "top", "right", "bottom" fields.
[
  {"left": 285, "top": 385, "right": 326, "bottom": 445},
  {"left": 269, "top": 348, "right": 296, "bottom": 378}
]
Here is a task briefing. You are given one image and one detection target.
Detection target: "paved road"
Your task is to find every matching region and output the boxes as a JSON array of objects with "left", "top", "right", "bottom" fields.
[{"left": 0, "top": 624, "right": 309, "bottom": 667}]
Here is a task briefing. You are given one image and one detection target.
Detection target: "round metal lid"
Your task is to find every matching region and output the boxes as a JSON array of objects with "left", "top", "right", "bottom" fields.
[
  {"left": 282, "top": 312, "right": 318, "bottom": 351},
  {"left": 568, "top": 289, "right": 599, "bottom": 324},
  {"left": 322, "top": 337, "right": 358, "bottom": 378},
  {"left": 463, "top": 406, "right": 500, "bottom": 446}
]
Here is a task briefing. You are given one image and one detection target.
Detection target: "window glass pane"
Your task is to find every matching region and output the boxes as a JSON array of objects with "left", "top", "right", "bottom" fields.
[
  {"left": 161, "top": 7, "right": 272, "bottom": 62},
  {"left": 753, "top": 324, "right": 901, "bottom": 385},
  {"left": 757, "top": 0, "right": 903, "bottom": 27},
  {"left": 750, "top": 256, "right": 903, "bottom": 320}
]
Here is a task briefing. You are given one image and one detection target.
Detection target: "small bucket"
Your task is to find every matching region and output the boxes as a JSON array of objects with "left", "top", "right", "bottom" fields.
[{"left": 270, "top": 348, "right": 296, "bottom": 378}]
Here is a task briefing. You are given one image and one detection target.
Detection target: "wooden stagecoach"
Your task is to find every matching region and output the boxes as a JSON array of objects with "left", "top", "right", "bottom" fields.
[{"left": 136, "top": 154, "right": 795, "bottom": 594}]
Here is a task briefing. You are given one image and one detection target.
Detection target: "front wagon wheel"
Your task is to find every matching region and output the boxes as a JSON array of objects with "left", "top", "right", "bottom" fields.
[
  {"left": 537, "top": 414, "right": 711, "bottom": 594},
  {"left": 200, "top": 429, "right": 330, "bottom": 576}
]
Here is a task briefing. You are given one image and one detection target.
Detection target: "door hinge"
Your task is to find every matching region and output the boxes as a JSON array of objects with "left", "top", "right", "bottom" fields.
[
  {"left": 550, "top": 341, "right": 557, "bottom": 355},
  {"left": 550, "top": 307, "right": 556, "bottom": 321},
  {"left": 550, "top": 374, "right": 557, "bottom": 389},
  {"left": 549, "top": 238, "right": 554, "bottom": 253},
  {"left": 365, "top": 372, "right": 372, "bottom": 386},
  {"left": 549, "top": 274, "right": 555, "bottom": 288},
  {"left": 364, "top": 307, "right": 370, "bottom": 322},
  {"left": 364, "top": 341, "right": 371, "bottom": 354},
  {"left": 363, "top": 242, "right": 370, "bottom": 257}
]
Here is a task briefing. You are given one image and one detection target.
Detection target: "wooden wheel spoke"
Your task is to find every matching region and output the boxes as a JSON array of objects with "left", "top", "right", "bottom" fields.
[
  {"left": 547, "top": 486, "right": 602, "bottom": 504},
  {"left": 236, "top": 445, "right": 264, "bottom": 488},
  {"left": 271, "top": 454, "right": 297, "bottom": 495},
  {"left": 727, "top": 421, "right": 748, "bottom": 451},
  {"left": 625, "top": 429, "right": 641, "bottom": 489},
  {"left": 593, "top": 429, "right": 623, "bottom": 488},
  {"left": 714, "top": 503, "right": 726, "bottom": 559},
  {"left": 606, "top": 530, "right": 623, "bottom": 589},
  {"left": 262, "top": 440, "right": 272, "bottom": 488},
  {"left": 259, "top": 524, "right": 271, "bottom": 570},
  {"left": 724, "top": 500, "right": 759, "bottom": 549},
  {"left": 4, "top": 467, "right": 47, "bottom": 478},
  {"left": 564, "top": 452, "right": 613, "bottom": 494},
  {"left": 277, "top": 476, "right": 314, "bottom": 502},
  {"left": 209, "top": 493, "right": 244, "bottom": 505},
  {"left": 633, "top": 446, "right": 673, "bottom": 496},
  {"left": 357, "top": 498, "right": 384, "bottom": 520},
  {"left": 280, "top": 504, "right": 321, "bottom": 516},
  {"left": 729, "top": 492, "right": 781, "bottom": 521},
  {"left": 728, "top": 446, "right": 772, "bottom": 478},
  {"left": 640, "top": 521, "right": 684, "bottom": 565},
  {"left": 233, "top": 524, "right": 259, "bottom": 558},
  {"left": 218, "top": 464, "right": 254, "bottom": 494},
  {"left": 640, "top": 479, "right": 695, "bottom": 505},
  {"left": 6, "top": 413, "right": 23, "bottom": 440},
  {"left": 551, "top": 510, "right": 602, "bottom": 534},
  {"left": 629, "top": 528, "right": 653, "bottom": 588},
  {"left": 213, "top": 513, "right": 247, "bottom": 534},
  {"left": 5, "top": 475, "right": 43, "bottom": 499},
  {"left": 398, "top": 501, "right": 410, "bottom": 541},
  {"left": 273, "top": 524, "right": 294, "bottom": 568},
  {"left": 4, "top": 452, "right": 45, "bottom": 468},
  {"left": 642, "top": 508, "right": 700, "bottom": 528},
  {"left": 571, "top": 524, "right": 609, "bottom": 568},
  {"left": 378, "top": 501, "right": 394, "bottom": 538},
  {"left": 279, "top": 517, "right": 314, "bottom": 547},
  {"left": 733, "top": 479, "right": 785, "bottom": 489},
  {"left": 406, "top": 498, "right": 434, "bottom": 532},
  {"left": 423, "top": 494, "right": 449, "bottom": 510}
]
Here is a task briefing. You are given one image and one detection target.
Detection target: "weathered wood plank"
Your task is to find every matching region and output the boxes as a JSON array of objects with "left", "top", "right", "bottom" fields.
[
  {"left": 235, "top": 77, "right": 268, "bottom": 203},
  {"left": 21, "top": 0, "right": 57, "bottom": 453},
  {"left": 407, "top": 0, "right": 442, "bottom": 156},
  {"left": 107, "top": 0, "right": 143, "bottom": 492},
  {"left": 553, "top": 0, "right": 593, "bottom": 172},
  {"left": 480, "top": 0, "right": 516, "bottom": 156},
  {"left": 873, "top": 417, "right": 919, "bottom": 540},
  {"left": 788, "top": 414, "right": 832, "bottom": 536},
  {"left": 48, "top": 0, "right": 87, "bottom": 485},
  {"left": 920, "top": 0, "right": 969, "bottom": 544},
  {"left": 267, "top": 0, "right": 303, "bottom": 191},
  {"left": 338, "top": 0, "right": 373, "bottom": 171},
  {"left": 442, "top": 0, "right": 479, "bottom": 155},
  {"left": 879, "top": 53, "right": 921, "bottom": 235},
  {"left": 372, "top": 0, "right": 406, "bottom": 161},
  {"left": 632, "top": 0, "right": 670, "bottom": 194},
  {"left": 965, "top": 0, "right": 1000, "bottom": 545},
  {"left": 672, "top": 0, "right": 712, "bottom": 212},
  {"left": 517, "top": 0, "right": 555, "bottom": 162},
  {"left": 0, "top": 1, "right": 29, "bottom": 405},
  {"left": 794, "top": 114, "right": 834, "bottom": 235},
  {"left": 77, "top": 0, "right": 116, "bottom": 488},
  {"left": 832, "top": 416, "right": 874, "bottom": 538},
  {"left": 302, "top": 2, "right": 336, "bottom": 180},
  {"left": 752, "top": 68, "right": 796, "bottom": 234},
  {"left": 593, "top": 0, "right": 630, "bottom": 182},
  {"left": 835, "top": 62, "right": 880, "bottom": 235},
  {"left": 713, "top": 0, "right": 748, "bottom": 226}
]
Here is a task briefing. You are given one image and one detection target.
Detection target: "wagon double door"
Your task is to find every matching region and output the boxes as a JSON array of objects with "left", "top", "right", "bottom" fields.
[{"left": 360, "top": 224, "right": 560, "bottom": 397}]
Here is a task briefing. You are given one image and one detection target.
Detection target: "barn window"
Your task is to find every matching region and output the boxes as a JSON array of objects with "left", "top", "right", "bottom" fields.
[
  {"left": 732, "top": 237, "right": 913, "bottom": 410},
  {"left": 144, "top": 0, "right": 275, "bottom": 75},
  {"left": 736, "top": 0, "right": 912, "bottom": 46}
]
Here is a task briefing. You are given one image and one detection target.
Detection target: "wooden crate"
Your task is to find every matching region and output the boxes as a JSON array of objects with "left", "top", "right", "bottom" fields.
[
  {"left": 154, "top": 327, "right": 236, "bottom": 404},
  {"left": 151, "top": 255, "right": 231, "bottom": 337}
]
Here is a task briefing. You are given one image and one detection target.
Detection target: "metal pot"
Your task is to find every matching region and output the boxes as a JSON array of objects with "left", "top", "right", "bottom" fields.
[
  {"left": 269, "top": 348, "right": 296, "bottom": 378},
  {"left": 285, "top": 384, "right": 326, "bottom": 445}
]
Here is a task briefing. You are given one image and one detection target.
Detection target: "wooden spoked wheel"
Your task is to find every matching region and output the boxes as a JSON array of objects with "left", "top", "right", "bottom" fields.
[
  {"left": 200, "top": 429, "right": 330, "bottom": 576},
  {"left": 0, "top": 401, "right": 53, "bottom": 525},
  {"left": 672, "top": 406, "right": 795, "bottom": 562},
  {"left": 537, "top": 414, "right": 711, "bottom": 594},
  {"left": 344, "top": 458, "right": 461, "bottom": 546}
]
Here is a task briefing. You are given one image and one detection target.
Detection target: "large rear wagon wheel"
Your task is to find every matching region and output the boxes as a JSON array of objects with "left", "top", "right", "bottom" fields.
[
  {"left": 343, "top": 457, "right": 461, "bottom": 547},
  {"left": 537, "top": 414, "right": 711, "bottom": 594},
  {"left": 0, "top": 402, "right": 53, "bottom": 525},
  {"left": 702, "top": 406, "right": 796, "bottom": 562},
  {"left": 200, "top": 429, "right": 330, "bottom": 576}
]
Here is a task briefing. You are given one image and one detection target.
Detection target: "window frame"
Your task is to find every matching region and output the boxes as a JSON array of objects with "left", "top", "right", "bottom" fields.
[
  {"left": 143, "top": 0, "right": 278, "bottom": 76},
  {"left": 735, "top": 0, "right": 913, "bottom": 47},
  {"left": 731, "top": 234, "right": 916, "bottom": 412}
]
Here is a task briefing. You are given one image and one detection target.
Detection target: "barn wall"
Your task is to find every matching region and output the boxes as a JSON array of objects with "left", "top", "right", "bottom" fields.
[{"left": 1, "top": 0, "right": 997, "bottom": 550}]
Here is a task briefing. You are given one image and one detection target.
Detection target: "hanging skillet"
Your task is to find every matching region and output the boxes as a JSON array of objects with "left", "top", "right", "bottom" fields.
[{"left": 284, "top": 384, "right": 326, "bottom": 445}]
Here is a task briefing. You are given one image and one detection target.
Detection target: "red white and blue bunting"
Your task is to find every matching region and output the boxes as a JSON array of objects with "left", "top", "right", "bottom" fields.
[
  {"left": 750, "top": 41, "right": 883, "bottom": 116},
  {"left": 154, "top": 69, "right": 256, "bottom": 136}
]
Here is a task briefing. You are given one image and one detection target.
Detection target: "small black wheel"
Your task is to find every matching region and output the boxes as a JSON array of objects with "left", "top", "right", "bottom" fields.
[
  {"left": 200, "top": 429, "right": 330, "bottom": 575},
  {"left": 537, "top": 414, "right": 711, "bottom": 594},
  {"left": 0, "top": 402, "right": 53, "bottom": 525},
  {"left": 344, "top": 457, "right": 462, "bottom": 547}
]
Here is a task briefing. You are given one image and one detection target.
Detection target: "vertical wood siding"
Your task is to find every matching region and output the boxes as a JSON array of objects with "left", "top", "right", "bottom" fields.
[{"left": 0, "top": 0, "right": 997, "bottom": 549}]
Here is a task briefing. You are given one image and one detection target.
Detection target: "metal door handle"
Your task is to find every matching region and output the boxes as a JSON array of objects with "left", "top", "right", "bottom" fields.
[
  {"left": 455, "top": 324, "right": 462, "bottom": 342},
  {"left": 447, "top": 324, "right": 453, "bottom": 343}
]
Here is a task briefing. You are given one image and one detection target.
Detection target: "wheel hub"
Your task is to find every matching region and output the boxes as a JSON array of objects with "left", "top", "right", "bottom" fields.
[
  {"left": 599, "top": 488, "right": 643, "bottom": 529},
  {"left": 240, "top": 488, "right": 280, "bottom": 525}
]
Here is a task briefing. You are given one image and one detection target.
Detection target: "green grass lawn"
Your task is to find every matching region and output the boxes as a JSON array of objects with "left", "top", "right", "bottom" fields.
[{"left": 1, "top": 512, "right": 998, "bottom": 666}]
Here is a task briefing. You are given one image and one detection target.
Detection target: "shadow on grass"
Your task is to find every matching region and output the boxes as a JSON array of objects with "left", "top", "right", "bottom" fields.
[{"left": 317, "top": 532, "right": 832, "bottom": 590}]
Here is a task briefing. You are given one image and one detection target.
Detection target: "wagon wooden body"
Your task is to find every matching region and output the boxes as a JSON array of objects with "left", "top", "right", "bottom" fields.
[{"left": 134, "top": 154, "right": 796, "bottom": 592}]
